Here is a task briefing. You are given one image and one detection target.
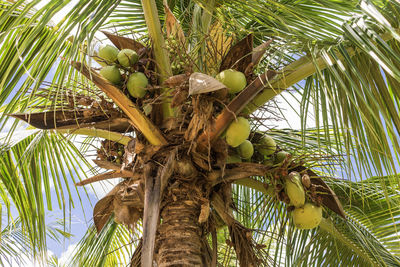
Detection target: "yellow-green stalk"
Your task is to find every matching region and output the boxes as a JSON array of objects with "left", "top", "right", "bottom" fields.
[{"left": 141, "top": 0, "right": 174, "bottom": 119}]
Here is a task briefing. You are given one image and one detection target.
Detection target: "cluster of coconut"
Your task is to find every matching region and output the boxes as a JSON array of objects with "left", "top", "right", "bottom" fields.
[
  {"left": 165, "top": 36, "right": 189, "bottom": 75},
  {"left": 216, "top": 69, "right": 286, "bottom": 163},
  {"left": 97, "top": 44, "right": 149, "bottom": 98},
  {"left": 216, "top": 70, "right": 323, "bottom": 229},
  {"left": 215, "top": 69, "right": 256, "bottom": 160},
  {"left": 285, "top": 172, "right": 323, "bottom": 229}
]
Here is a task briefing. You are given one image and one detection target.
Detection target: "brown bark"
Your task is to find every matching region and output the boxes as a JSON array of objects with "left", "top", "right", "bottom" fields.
[{"left": 156, "top": 182, "right": 207, "bottom": 267}]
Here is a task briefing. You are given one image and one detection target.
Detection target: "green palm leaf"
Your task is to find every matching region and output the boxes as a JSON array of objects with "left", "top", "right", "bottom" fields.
[{"left": 0, "top": 130, "right": 92, "bottom": 256}]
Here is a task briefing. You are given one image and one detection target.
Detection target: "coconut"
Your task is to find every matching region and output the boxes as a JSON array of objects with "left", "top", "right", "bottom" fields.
[
  {"left": 292, "top": 203, "right": 322, "bottom": 229},
  {"left": 237, "top": 140, "right": 254, "bottom": 159},
  {"left": 225, "top": 117, "right": 251, "bottom": 147},
  {"left": 99, "top": 65, "right": 122, "bottom": 84},
  {"left": 127, "top": 72, "right": 149, "bottom": 98},
  {"left": 117, "top": 49, "right": 138, "bottom": 67},
  {"left": 275, "top": 151, "right": 290, "bottom": 163},
  {"left": 216, "top": 69, "right": 247, "bottom": 94},
  {"left": 257, "top": 135, "right": 276, "bottom": 156},
  {"left": 226, "top": 154, "right": 242, "bottom": 163},
  {"left": 285, "top": 172, "right": 305, "bottom": 208},
  {"left": 98, "top": 44, "right": 119, "bottom": 64}
]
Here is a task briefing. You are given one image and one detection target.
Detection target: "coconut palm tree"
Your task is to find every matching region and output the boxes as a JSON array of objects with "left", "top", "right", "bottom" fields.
[{"left": 1, "top": 0, "right": 400, "bottom": 266}]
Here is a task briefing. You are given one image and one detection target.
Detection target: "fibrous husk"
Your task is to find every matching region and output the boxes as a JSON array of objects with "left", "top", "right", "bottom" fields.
[
  {"left": 175, "top": 159, "right": 198, "bottom": 178},
  {"left": 184, "top": 96, "right": 214, "bottom": 141},
  {"left": 229, "top": 222, "right": 262, "bottom": 267},
  {"left": 93, "top": 180, "right": 144, "bottom": 233},
  {"left": 113, "top": 198, "right": 141, "bottom": 230},
  {"left": 211, "top": 193, "right": 262, "bottom": 266}
]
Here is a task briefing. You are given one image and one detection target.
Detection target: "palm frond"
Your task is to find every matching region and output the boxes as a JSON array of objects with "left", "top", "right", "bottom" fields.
[
  {"left": 0, "top": 130, "right": 92, "bottom": 257},
  {"left": 0, "top": 218, "right": 72, "bottom": 266},
  {"left": 207, "top": 0, "right": 400, "bottom": 180},
  {"left": 0, "top": 0, "right": 121, "bottom": 128},
  {"left": 230, "top": 172, "right": 400, "bottom": 266},
  {"left": 67, "top": 220, "right": 139, "bottom": 267}
]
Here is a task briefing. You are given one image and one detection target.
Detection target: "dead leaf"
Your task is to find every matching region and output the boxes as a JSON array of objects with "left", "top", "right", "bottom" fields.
[
  {"left": 189, "top": 73, "right": 226, "bottom": 95},
  {"left": 252, "top": 39, "right": 273, "bottom": 66},
  {"left": 171, "top": 87, "right": 188, "bottom": 107},
  {"left": 117, "top": 181, "right": 144, "bottom": 207},
  {"left": 75, "top": 170, "right": 137, "bottom": 186},
  {"left": 198, "top": 201, "right": 210, "bottom": 223},
  {"left": 101, "top": 31, "right": 145, "bottom": 52},
  {"left": 164, "top": 1, "right": 186, "bottom": 44},
  {"left": 219, "top": 34, "right": 253, "bottom": 73},
  {"left": 10, "top": 110, "right": 128, "bottom": 131},
  {"left": 93, "top": 159, "right": 121, "bottom": 171},
  {"left": 93, "top": 195, "right": 114, "bottom": 233},
  {"left": 163, "top": 74, "right": 188, "bottom": 87}
]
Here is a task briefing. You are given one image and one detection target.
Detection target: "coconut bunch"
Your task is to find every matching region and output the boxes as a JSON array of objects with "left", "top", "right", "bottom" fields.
[
  {"left": 97, "top": 44, "right": 149, "bottom": 99},
  {"left": 284, "top": 171, "right": 323, "bottom": 229},
  {"left": 216, "top": 71, "right": 289, "bottom": 164},
  {"left": 256, "top": 135, "right": 322, "bottom": 230},
  {"left": 223, "top": 125, "right": 323, "bottom": 229},
  {"left": 96, "top": 140, "right": 125, "bottom": 165},
  {"left": 165, "top": 35, "right": 190, "bottom": 75}
]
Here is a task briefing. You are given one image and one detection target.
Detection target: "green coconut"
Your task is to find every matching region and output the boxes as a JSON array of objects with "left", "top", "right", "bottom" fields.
[
  {"left": 127, "top": 72, "right": 149, "bottom": 98},
  {"left": 292, "top": 203, "right": 323, "bottom": 229},
  {"left": 275, "top": 151, "right": 290, "bottom": 163},
  {"left": 226, "top": 117, "right": 250, "bottom": 147},
  {"left": 216, "top": 69, "right": 247, "bottom": 94},
  {"left": 237, "top": 140, "right": 254, "bottom": 159},
  {"left": 226, "top": 154, "right": 242, "bottom": 164},
  {"left": 98, "top": 44, "right": 119, "bottom": 64},
  {"left": 117, "top": 49, "right": 138, "bottom": 67},
  {"left": 99, "top": 66, "right": 122, "bottom": 84},
  {"left": 257, "top": 135, "right": 276, "bottom": 156},
  {"left": 285, "top": 172, "right": 305, "bottom": 208}
]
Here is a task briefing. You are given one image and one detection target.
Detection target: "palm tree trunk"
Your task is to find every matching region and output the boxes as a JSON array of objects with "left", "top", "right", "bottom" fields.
[{"left": 156, "top": 181, "right": 206, "bottom": 266}]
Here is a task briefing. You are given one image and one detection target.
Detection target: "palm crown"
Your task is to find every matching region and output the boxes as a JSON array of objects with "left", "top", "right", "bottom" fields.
[{"left": 1, "top": 0, "right": 400, "bottom": 266}]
